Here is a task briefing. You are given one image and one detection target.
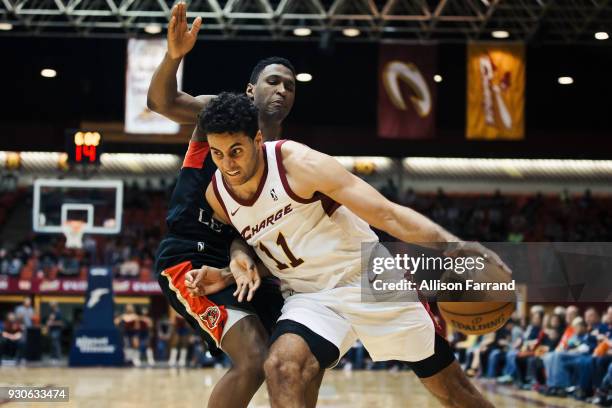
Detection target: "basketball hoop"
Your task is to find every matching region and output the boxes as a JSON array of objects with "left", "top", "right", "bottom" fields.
[{"left": 62, "top": 220, "right": 86, "bottom": 249}]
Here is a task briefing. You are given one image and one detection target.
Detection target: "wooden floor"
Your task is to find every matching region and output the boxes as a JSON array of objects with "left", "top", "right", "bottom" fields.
[{"left": 0, "top": 366, "right": 594, "bottom": 407}]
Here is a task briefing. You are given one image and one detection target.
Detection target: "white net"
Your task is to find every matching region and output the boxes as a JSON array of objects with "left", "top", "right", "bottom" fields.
[{"left": 62, "top": 220, "right": 86, "bottom": 249}]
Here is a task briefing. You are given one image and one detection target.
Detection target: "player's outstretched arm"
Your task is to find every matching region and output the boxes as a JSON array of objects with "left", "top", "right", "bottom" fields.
[
  {"left": 280, "top": 141, "right": 458, "bottom": 247},
  {"left": 147, "top": 2, "right": 213, "bottom": 124},
  {"left": 282, "top": 141, "right": 510, "bottom": 270}
]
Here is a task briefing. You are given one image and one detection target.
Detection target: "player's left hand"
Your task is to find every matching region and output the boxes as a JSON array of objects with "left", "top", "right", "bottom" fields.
[
  {"left": 444, "top": 241, "right": 512, "bottom": 275},
  {"left": 229, "top": 252, "right": 261, "bottom": 302},
  {"left": 185, "top": 265, "right": 230, "bottom": 297}
]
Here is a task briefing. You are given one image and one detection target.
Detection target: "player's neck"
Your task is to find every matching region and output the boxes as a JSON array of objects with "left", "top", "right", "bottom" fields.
[{"left": 259, "top": 120, "right": 282, "bottom": 141}]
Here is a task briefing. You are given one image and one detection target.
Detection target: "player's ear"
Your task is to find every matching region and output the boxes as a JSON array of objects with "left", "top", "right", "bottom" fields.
[
  {"left": 254, "top": 130, "right": 263, "bottom": 145},
  {"left": 246, "top": 83, "right": 255, "bottom": 100}
]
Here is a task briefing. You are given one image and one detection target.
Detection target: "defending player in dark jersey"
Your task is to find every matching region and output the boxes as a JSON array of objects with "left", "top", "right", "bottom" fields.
[{"left": 148, "top": 3, "right": 322, "bottom": 407}]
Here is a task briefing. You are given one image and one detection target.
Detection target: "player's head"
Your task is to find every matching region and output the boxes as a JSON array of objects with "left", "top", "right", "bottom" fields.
[
  {"left": 246, "top": 56, "right": 296, "bottom": 123},
  {"left": 126, "top": 304, "right": 135, "bottom": 314},
  {"left": 199, "top": 92, "right": 262, "bottom": 187}
]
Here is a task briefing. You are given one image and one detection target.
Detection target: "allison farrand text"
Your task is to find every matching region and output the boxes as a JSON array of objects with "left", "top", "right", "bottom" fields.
[{"left": 371, "top": 279, "right": 516, "bottom": 292}]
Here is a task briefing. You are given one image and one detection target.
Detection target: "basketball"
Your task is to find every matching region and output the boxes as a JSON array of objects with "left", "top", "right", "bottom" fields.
[
  {"left": 438, "top": 257, "right": 516, "bottom": 335},
  {"left": 438, "top": 301, "right": 515, "bottom": 335}
]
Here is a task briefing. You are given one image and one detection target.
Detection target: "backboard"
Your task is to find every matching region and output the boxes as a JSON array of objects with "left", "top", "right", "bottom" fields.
[{"left": 33, "top": 179, "right": 123, "bottom": 235}]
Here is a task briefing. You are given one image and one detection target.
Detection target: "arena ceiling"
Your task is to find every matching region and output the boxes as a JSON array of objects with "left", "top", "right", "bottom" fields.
[{"left": 1, "top": 0, "right": 610, "bottom": 43}]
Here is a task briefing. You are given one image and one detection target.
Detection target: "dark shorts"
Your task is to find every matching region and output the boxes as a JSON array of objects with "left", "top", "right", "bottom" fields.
[
  {"left": 156, "top": 237, "right": 284, "bottom": 351},
  {"left": 269, "top": 321, "right": 455, "bottom": 377}
]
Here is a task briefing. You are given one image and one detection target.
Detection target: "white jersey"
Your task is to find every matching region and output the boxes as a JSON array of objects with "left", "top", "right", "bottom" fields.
[{"left": 212, "top": 140, "right": 378, "bottom": 295}]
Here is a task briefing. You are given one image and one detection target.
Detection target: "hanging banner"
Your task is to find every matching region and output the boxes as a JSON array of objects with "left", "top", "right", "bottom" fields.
[
  {"left": 466, "top": 42, "right": 525, "bottom": 140},
  {"left": 125, "top": 38, "right": 183, "bottom": 134},
  {"left": 378, "top": 44, "right": 437, "bottom": 140}
]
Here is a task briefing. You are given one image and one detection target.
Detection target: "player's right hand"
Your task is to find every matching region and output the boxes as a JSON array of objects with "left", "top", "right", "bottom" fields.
[
  {"left": 229, "top": 252, "right": 261, "bottom": 303},
  {"left": 167, "top": 2, "right": 202, "bottom": 60},
  {"left": 185, "top": 265, "right": 228, "bottom": 297}
]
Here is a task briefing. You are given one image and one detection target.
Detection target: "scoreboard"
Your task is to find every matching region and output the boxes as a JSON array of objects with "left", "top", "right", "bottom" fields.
[{"left": 66, "top": 130, "right": 102, "bottom": 164}]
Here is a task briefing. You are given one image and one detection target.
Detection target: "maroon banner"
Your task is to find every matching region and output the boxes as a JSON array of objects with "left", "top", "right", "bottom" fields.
[
  {"left": 378, "top": 44, "right": 437, "bottom": 139},
  {"left": 0, "top": 276, "right": 162, "bottom": 296}
]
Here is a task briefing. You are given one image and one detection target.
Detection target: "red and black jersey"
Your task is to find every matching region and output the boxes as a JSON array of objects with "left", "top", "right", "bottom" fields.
[{"left": 155, "top": 140, "right": 237, "bottom": 273}]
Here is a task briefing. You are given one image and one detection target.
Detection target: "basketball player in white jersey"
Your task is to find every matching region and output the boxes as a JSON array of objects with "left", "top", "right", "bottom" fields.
[{"left": 201, "top": 93, "right": 503, "bottom": 407}]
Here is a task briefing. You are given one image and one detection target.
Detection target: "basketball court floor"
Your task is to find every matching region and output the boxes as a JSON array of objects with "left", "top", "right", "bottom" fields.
[{"left": 0, "top": 366, "right": 594, "bottom": 407}]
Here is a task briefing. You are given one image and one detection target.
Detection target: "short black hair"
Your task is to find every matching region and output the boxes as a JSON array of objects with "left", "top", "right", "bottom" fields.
[
  {"left": 198, "top": 92, "right": 259, "bottom": 139},
  {"left": 249, "top": 56, "right": 296, "bottom": 84}
]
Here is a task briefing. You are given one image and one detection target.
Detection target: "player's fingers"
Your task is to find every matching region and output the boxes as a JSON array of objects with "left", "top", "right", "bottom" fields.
[
  {"left": 168, "top": 15, "right": 177, "bottom": 37},
  {"left": 252, "top": 276, "right": 261, "bottom": 292},
  {"left": 246, "top": 280, "right": 258, "bottom": 302},
  {"left": 233, "top": 281, "right": 242, "bottom": 298},
  {"left": 193, "top": 267, "right": 208, "bottom": 286},
  {"left": 180, "top": 2, "right": 186, "bottom": 26},
  {"left": 238, "top": 281, "right": 249, "bottom": 302},
  {"left": 190, "top": 16, "right": 202, "bottom": 35},
  {"left": 185, "top": 269, "right": 196, "bottom": 283}
]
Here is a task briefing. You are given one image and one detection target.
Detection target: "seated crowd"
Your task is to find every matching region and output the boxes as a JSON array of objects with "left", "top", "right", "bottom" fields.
[{"left": 450, "top": 304, "right": 612, "bottom": 405}]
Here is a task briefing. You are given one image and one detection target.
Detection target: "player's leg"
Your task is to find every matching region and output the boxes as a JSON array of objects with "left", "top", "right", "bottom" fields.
[
  {"left": 207, "top": 313, "right": 268, "bottom": 408},
  {"left": 305, "top": 369, "right": 325, "bottom": 408},
  {"left": 347, "top": 291, "right": 493, "bottom": 408},
  {"left": 264, "top": 332, "right": 322, "bottom": 408},
  {"left": 250, "top": 280, "right": 326, "bottom": 408},
  {"left": 263, "top": 293, "right": 352, "bottom": 408},
  {"left": 411, "top": 335, "right": 493, "bottom": 408},
  {"left": 158, "top": 261, "right": 266, "bottom": 407}
]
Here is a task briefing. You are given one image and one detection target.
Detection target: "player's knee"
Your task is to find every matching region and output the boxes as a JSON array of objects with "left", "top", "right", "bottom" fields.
[
  {"left": 264, "top": 352, "right": 319, "bottom": 387},
  {"left": 232, "top": 344, "right": 267, "bottom": 380}
]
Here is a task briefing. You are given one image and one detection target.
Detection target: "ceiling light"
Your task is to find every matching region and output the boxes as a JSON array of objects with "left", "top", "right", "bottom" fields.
[
  {"left": 558, "top": 76, "right": 573, "bottom": 85},
  {"left": 144, "top": 24, "right": 162, "bottom": 34},
  {"left": 293, "top": 27, "right": 312, "bottom": 37},
  {"left": 0, "top": 23, "right": 13, "bottom": 31},
  {"left": 296, "top": 73, "right": 312, "bottom": 82},
  {"left": 595, "top": 31, "right": 609, "bottom": 40},
  {"left": 433, "top": 74, "right": 443, "bottom": 83},
  {"left": 491, "top": 30, "right": 509, "bottom": 39},
  {"left": 342, "top": 28, "right": 360, "bottom": 37},
  {"left": 41, "top": 69, "right": 57, "bottom": 78}
]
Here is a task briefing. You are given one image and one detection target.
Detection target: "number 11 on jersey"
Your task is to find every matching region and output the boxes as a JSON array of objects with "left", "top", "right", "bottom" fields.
[{"left": 259, "top": 232, "right": 304, "bottom": 270}]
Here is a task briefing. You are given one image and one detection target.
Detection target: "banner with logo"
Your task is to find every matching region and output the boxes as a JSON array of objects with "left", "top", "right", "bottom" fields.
[
  {"left": 378, "top": 44, "right": 437, "bottom": 139},
  {"left": 125, "top": 38, "right": 183, "bottom": 134},
  {"left": 69, "top": 267, "right": 123, "bottom": 366},
  {"left": 466, "top": 42, "right": 525, "bottom": 140}
]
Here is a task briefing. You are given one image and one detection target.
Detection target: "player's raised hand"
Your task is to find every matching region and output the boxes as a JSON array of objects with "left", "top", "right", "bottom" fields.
[
  {"left": 185, "top": 265, "right": 228, "bottom": 297},
  {"left": 229, "top": 252, "right": 261, "bottom": 303},
  {"left": 167, "top": 1, "right": 202, "bottom": 60}
]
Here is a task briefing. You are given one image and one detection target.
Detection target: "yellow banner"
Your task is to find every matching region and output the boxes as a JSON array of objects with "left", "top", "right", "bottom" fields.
[{"left": 466, "top": 43, "right": 525, "bottom": 140}]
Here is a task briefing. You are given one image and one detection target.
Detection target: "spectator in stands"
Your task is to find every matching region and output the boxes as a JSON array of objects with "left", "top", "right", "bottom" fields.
[
  {"left": 156, "top": 315, "right": 173, "bottom": 362},
  {"left": 585, "top": 306, "right": 612, "bottom": 405},
  {"left": 586, "top": 307, "right": 607, "bottom": 335},
  {"left": 0, "top": 247, "right": 9, "bottom": 275},
  {"left": 544, "top": 317, "right": 598, "bottom": 397},
  {"left": 1, "top": 312, "right": 23, "bottom": 363},
  {"left": 486, "top": 317, "right": 522, "bottom": 378},
  {"left": 118, "top": 256, "right": 140, "bottom": 279},
  {"left": 138, "top": 307, "right": 155, "bottom": 366},
  {"left": 557, "top": 305, "right": 580, "bottom": 351},
  {"left": 497, "top": 308, "right": 544, "bottom": 384},
  {"left": 44, "top": 302, "right": 64, "bottom": 362},
  {"left": 15, "top": 297, "right": 34, "bottom": 329},
  {"left": 114, "top": 304, "right": 141, "bottom": 367}
]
